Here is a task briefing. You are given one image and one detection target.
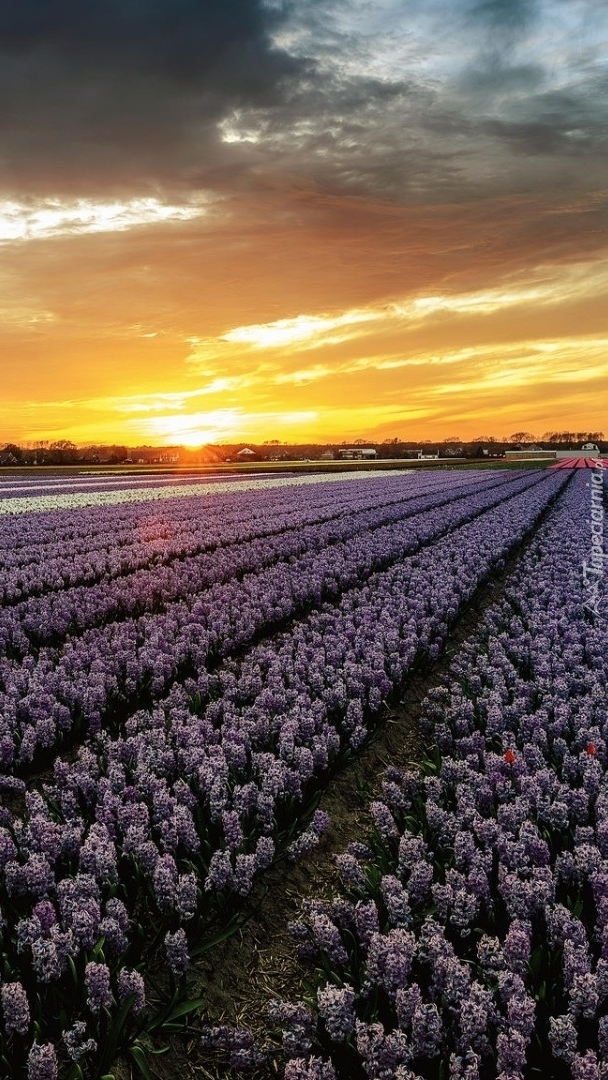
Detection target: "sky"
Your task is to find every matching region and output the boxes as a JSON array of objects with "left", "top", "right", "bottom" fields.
[{"left": 1, "top": 0, "right": 607, "bottom": 446}]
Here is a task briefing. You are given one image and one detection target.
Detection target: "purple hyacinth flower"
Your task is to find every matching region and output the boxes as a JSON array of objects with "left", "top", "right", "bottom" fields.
[
  {"left": 84, "top": 961, "right": 113, "bottom": 1013},
  {"left": 1, "top": 981, "right": 30, "bottom": 1035},
  {"left": 117, "top": 969, "right": 146, "bottom": 1014},
  {"left": 165, "top": 927, "right": 190, "bottom": 978},
  {"left": 317, "top": 984, "right": 356, "bottom": 1042},
  {"left": 26, "top": 1042, "right": 58, "bottom": 1080}
]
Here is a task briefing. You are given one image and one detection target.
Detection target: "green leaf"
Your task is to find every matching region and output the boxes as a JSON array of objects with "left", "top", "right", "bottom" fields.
[
  {"left": 190, "top": 916, "right": 242, "bottom": 956},
  {"left": 127, "top": 1044, "right": 156, "bottom": 1080},
  {"left": 164, "top": 996, "right": 206, "bottom": 1024},
  {"left": 68, "top": 954, "right": 79, "bottom": 986},
  {"left": 111, "top": 996, "right": 138, "bottom": 1042},
  {"left": 91, "top": 937, "right": 107, "bottom": 962},
  {"left": 97, "top": 998, "right": 137, "bottom": 1070},
  {"left": 146, "top": 994, "right": 205, "bottom": 1034},
  {"left": 527, "top": 945, "right": 543, "bottom": 978},
  {"left": 1, "top": 1055, "right": 15, "bottom": 1080},
  {"left": 144, "top": 987, "right": 179, "bottom": 1030}
]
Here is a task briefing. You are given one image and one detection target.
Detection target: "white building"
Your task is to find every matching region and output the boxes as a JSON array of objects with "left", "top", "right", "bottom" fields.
[
  {"left": 555, "top": 443, "right": 602, "bottom": 459},
  {"left": 337, "top": 448, "right": 377, "bottom": 460}
]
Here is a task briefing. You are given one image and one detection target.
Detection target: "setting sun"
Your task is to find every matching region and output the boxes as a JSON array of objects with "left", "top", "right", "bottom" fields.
[{"left": 1, "top": 0, "right": 606, "bottom": 447}]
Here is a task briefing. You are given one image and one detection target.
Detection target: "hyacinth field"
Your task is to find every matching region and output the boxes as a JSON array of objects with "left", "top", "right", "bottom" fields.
[{"left": 0, "top": 464, "right": 605, "bottom": 1080}]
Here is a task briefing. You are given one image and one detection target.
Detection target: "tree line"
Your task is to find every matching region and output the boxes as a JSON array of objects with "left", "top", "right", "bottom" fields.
[{"left": 0, "top": 431, "right": 605, "bottom": 467}]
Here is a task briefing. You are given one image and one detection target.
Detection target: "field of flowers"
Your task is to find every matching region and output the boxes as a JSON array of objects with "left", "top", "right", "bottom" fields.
[
  {"left": 261, "top": 466, "right": 608, "bottom": 1080},
  {"left": 0, "top": 464, "right": 596, "bottom": 1078}
]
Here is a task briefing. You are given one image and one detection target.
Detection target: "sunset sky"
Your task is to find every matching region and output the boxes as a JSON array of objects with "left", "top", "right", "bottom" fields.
[{"left": 1, "top": 0, "right": 607, "bottom": 446}]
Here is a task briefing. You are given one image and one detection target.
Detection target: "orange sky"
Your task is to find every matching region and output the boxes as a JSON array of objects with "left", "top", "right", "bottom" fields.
[{"left": 1, "top": 0, "right": 607, "bottom": 445}]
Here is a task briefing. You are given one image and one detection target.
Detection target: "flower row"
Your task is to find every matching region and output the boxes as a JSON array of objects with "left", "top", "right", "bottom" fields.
[
  {"left": 0, "top": 472, "right": 552, "bottom": 771},
  {"left": 0, "top": 470, "right": 568, "bottom": 1075},
  {"left": 0, "top": 471, "right": 427, "bottom": 593},
  {"left": 0, "top": 471, "right": 499, "bottom": 651},
  {"left": 282, "top": 468, "right": 607, "bottom": 1079}
]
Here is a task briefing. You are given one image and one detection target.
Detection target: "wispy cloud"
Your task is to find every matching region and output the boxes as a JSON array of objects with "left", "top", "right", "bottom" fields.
[
  {"left": 220, "top": 309, "right": 378, "bottom": 349},
  {"left": 186, "top": 260, "right": 608, "bottom": 376},
  {"left": 0, "top": 196, "right": 211, "bottom": 243},
  {"left": 0, "top": 304, "right": 56, "bottom": 326}
]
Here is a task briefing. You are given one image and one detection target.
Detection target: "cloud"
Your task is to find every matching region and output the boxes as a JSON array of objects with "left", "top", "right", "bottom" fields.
[
  {"left": 1, "top": 0, "right": 606, "bottom": 210},
  {"left": 1, "top": 0, "right": 607, "bottom": 450},
  {"left": 184, "top": 259, "right": 608, "bottom": 372},
  {"left": 467, "top": 0, "right": 538, "bottom": 34},
  {"left": 0, "top": 0, "right": 304, "bottom": 197},
  {"left": 0, "top": 195, "right": 212, "bottom": 242},
  {"left": 0, "top": 303, "right": 55, "bottom": 327},
  {"left": 221, "top": 309, "right": 378, "bottom": 349},
  {"left": 0, "top": 0, "right": 303, "bottom": 86}
]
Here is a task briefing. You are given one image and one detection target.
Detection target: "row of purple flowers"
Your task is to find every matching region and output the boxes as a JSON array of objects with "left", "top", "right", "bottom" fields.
[
  {"left": 0, "top": 474, "right": 431, "bottom": 596},
  {"left": 0, "top": 472, "right": 501, "bottom": 650},
  {"left": 277, "top": 468, "right": 607, "bottom": 1079},
  {"left": 0, "top": 473, "right": 547, "bottom": 772},
  {"left": 0, "top": 470, "right": 567, "bottom": 1076}
]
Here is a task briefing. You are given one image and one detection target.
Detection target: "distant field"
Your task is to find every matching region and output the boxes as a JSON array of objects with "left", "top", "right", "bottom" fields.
[{"left": 0, "top": 454, "right": 548, "bottom": 483}]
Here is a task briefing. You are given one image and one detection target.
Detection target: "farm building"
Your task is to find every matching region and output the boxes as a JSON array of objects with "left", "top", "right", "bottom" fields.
[
  {"left": 337, "top": 447, "right": 377, "bottom": 459},
  {"left": 555, "top": 442, "right": 602, "bottom": 459}
]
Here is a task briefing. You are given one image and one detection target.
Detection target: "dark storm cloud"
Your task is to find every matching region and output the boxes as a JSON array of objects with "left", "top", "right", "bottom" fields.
[
  {"left": 0, "top": 0, "right": 294, "bottom": 85},
  {"left": 1, "top": 0, "right": 607, "bottom": 206},
  {"left": 0, "top": 0, "right": 305, "bottom": 195}
]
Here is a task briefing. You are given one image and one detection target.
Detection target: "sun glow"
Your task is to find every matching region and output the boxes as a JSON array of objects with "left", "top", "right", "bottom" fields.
[{"left": 134, "top": 410, "right": 242, "bottom": 446}]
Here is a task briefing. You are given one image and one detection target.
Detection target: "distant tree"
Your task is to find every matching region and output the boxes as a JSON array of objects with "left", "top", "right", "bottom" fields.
[
  {"left": 508, "top": 432, "right": 536, "bottom": 444},
  {"left": 47, "top": 440, "right": 78, "bottom": 464},
  {"left": 1, "top": 443, "right": 24, "bottom": 463},
  {"left": 542, "top": 431, "right": 576, "bottom": 445}
]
